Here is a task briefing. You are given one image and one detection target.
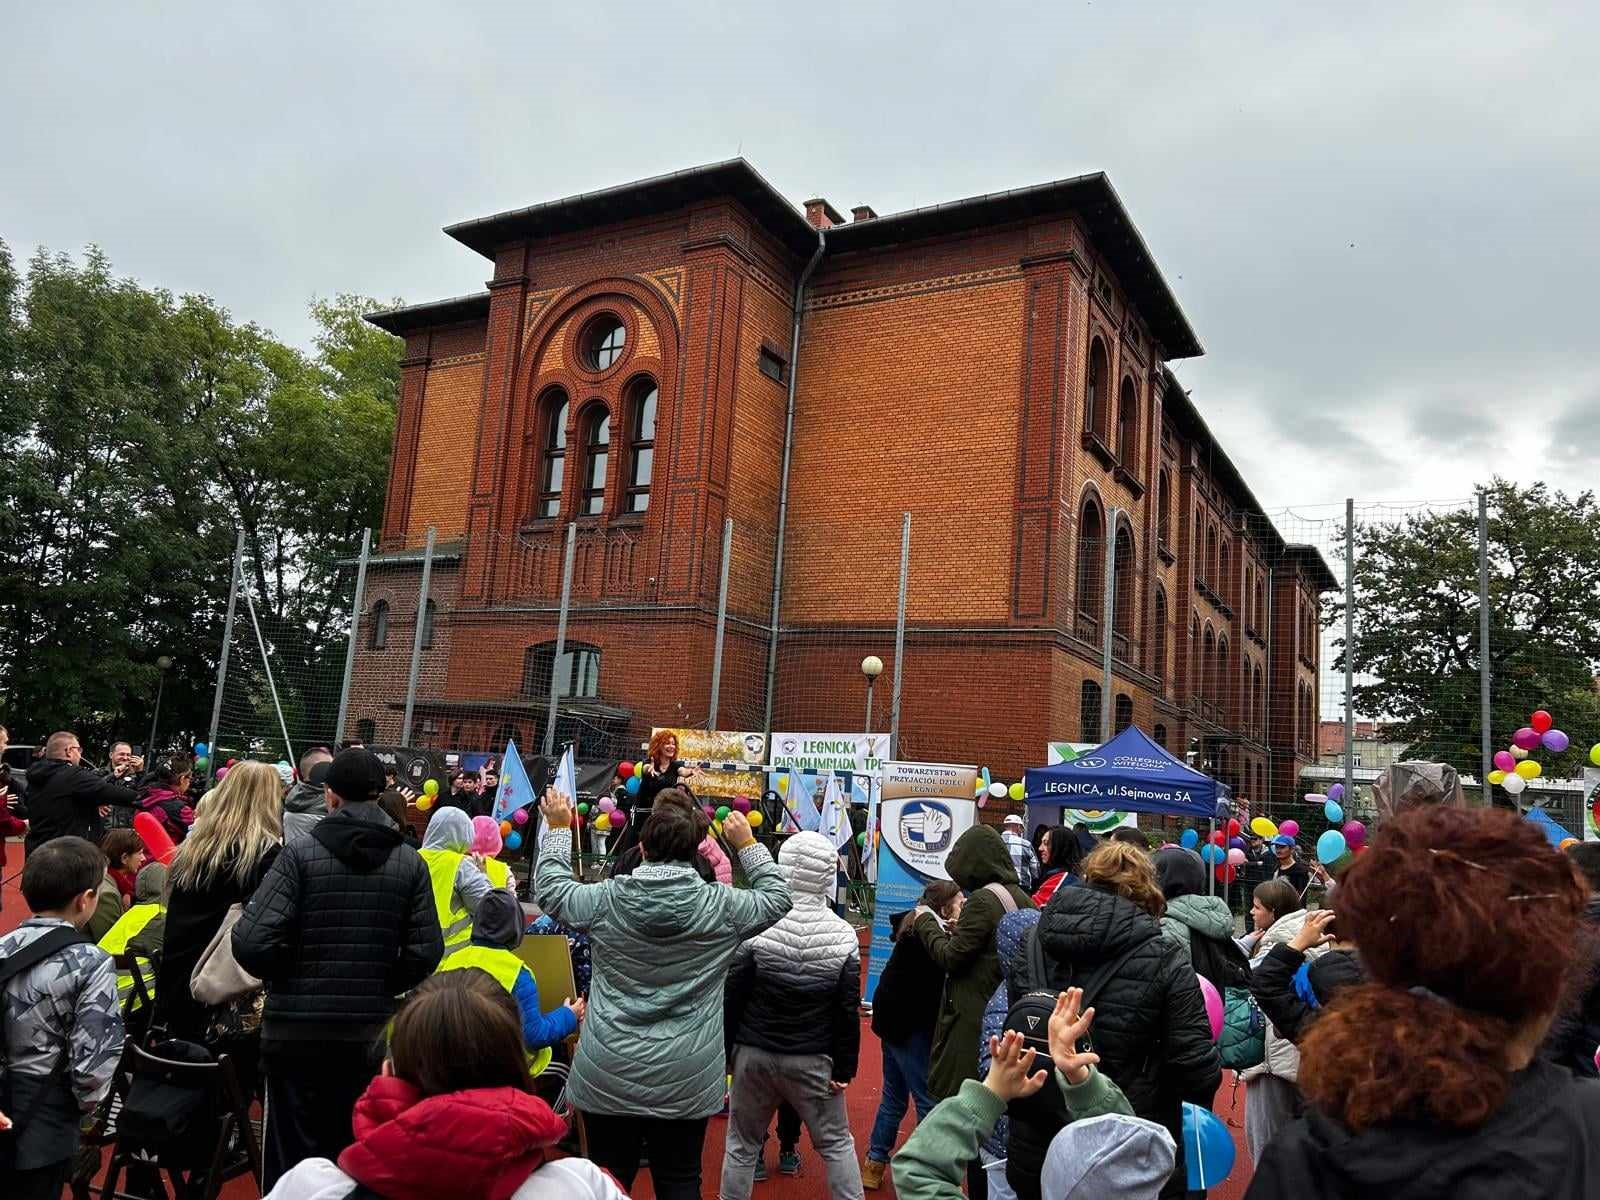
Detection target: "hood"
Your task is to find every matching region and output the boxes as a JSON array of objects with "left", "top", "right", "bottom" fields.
[
  {"left": 1042, "top": 1111, "right": 1175, "bottom": 1200},
  {"left": 622, "top": 862, "right": 724, "bottom": 938},
  {"left": 997, "top": 909, "right": 1042, "bottom": 987},
  {"left": 25, "top": 757, "right": 72, "bottom": 788},
  {"left": 1163, "top": 894, "right": 1235, "bottom": 942},
  {"left": 141, "top": 785, "right": 187, "bottom": 805},
  {"left": 1154, "top": 846, "right": 1207, "bottom": 900},
  {"left": 312, "top": 803, "right": 403, "bottom": 871},
  {"left": 339, "top": 1075, "right": 564, "bottom": 1200},
  {"left": 134, "top": 863, "right": 169, "bottom": 904},
  {"left": 283, "top": 779, "right": 326, "bottom": 815},
  {"left": 472, "top": 887, "right": 525, "bottom": 951},
  {"left": 1038, "top": 883, "right": 1162, "bottom": 965},
  {"left": 945, "top": 825, "right": 1018, "bottom": 893},
  {"left": 423, "top": 806, "right": 474, "bottom": 854},
  {"left": 778, "top": 831, "right": 838, "bottom": 901}
]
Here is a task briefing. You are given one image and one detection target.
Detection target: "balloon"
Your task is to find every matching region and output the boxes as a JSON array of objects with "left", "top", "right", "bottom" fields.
[
  {"left": 1179, "top": 829, "right": 1199, "bottom": 850},
  {"left": 1515, "top": 760, "right": 1542, "bottom": 780},
  {"left": 423, "top": 778, "right": 439, "bottom": 797},
  {"left": 1196, "top": 976, "right": 1224, "bottom": 1041},
  {"left": 1008, "top": 782, "right": 1025, "bottom": 803},
  {"left": 193, "top": 742, "right": 208, "bottom": 757},
  {"left": 195, "top": 756, "right": 209, "bottom": 771},
  {"left": 1542, "top": 729, "right": 1570, "bottom": 753},
  {"left": 1228, "top": 836, "right": 1246, "bottom": 851},
  {"left": 577, "top": 802, "right": 590, "bottom": 815},
  {"left": 1324, "top": 800, "right": 1343, "bottom": 824},
  {"left": 1511, "top": 745, "right": 1529, "bottom": 760},
  {"left": 1342, "top": 819, "right": 1366, "bottom": 849},
  {"left": 1316, "top": 829, "right": 1347, "bottom": 864},
  {"left": 711, "top": 820, "right": 723, "bottom": 836},
  {"left": 499, "top": 820, "right": 513, "bottom": 837},
  {"left": 1488, "top": 769, "right": 1506, "bottom": 785},
  {"left": 598, "top": 796, "right": 616, "bottom": 813},
  {"left": 1513, "top": 727, "right": 1541, "bottom": 750},
  {"left": 716, "top": 805, "right": 731, "bottom": 821},
  {"left": 1493, "top": 750, "right": 1516, "bottom": 772},
  {"left": 512, "top": 808, "right": 529, "bottom": 825},
  {"left": 1302, "top": 794, "right": 1323, "bottom": 805},
  {"left": 618, "top": 760, "right": 634, "bottom": 779},
  {"left": 988, "top": 782, "right": 1008, "bottom": 799},
  {"left": 505, "top": 831, "right": 523, "bottom": 850},
  {"left": 1560, "top": 837, "right": 1579, "bottom": 850},
  {"left": 1211, "top": 831, "right": 1227, "bottom": 846},
  {"left": 625, "top": 775, "right": 641, "bottom": 795},
  {"left": 1226, "top": 818, "right": 1241, "bottom": 837},
  {"left": 227, "top": 758, "right": 236, "bottom": 767},
  {"left": 747, "top": 810, "right": 764, "bottom": 828},
  {"left": 215, "top": 767, "right": 228, "bottom": 781},
  {"left": 976, "top": 793, "right": 989, "bottom": 809},
  {"left": 1502, "top": 773, "right": 1527, "bottom": 796},
  {"left": 1592, "top": 743, "right": 1600, "bottom": 767},
  {"left": 733, "top": 796, "right": 752, "bottom": 813},
  {"left": 1250, "top": 817, "right": 1278, "bottom": 838},
  {"left": 1531, "top": 709, "right": 1553, "bottom": 734},
  {"left": 415, "top": 793, "right": 433, "bottom": 811},
  {"left": 1227, "top": 847, "right": 1246, "bottom": 867},
  {"left": 1213, "top": 863, "right": 1237, "bottom": 884},
  {"left": 1327, "top": 782, "right": 1345, "bottom": 803},
  {"left": 703, "top": 805, "right": 716, "bottom": 818},
  {"left": 594, "top": 814, "right": 611, "bottom": 832},
  {"left": 1201, "top": 844, "right": 1224, "bottom": 866},
  {"left": 777, "top": 775, "right": 790, "bottom": 794},
  {"left": 133, "top": 812, "right": 178, "bottom": 866},
  {"left": 635, "top": 762, "right": 645, "bottom": 778},
  {"left": 857, "top": 832, "right": 868, "bottom": 847},
  {"left": 1278, "top": 819, "right": 1299, "bottom": 839}
]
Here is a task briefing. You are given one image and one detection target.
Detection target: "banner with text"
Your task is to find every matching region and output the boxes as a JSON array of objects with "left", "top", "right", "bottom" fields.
[{"left": 1045, "top": 741, "right": 1136, "bottom": 833}]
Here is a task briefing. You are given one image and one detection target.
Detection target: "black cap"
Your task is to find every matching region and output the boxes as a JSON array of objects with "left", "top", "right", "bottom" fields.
[{"left": 323, "top": 747, "right": 386, "bottom": 805}]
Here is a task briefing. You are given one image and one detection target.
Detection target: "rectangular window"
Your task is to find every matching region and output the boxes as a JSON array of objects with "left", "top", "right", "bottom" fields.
[{"left": 758, "top": 346, "right": 788, "bottom": 383}]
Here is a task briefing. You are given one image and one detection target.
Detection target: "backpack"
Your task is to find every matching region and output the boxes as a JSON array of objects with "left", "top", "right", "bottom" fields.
[
  {"left": 1183, "top": 930, "right": 1265, "bottom": 1070},
  {"left": 0, "top": 926, "right": 89, "bottom": 1169},
  {"left": 1000, "top": 928, "right": 1148, "bottom": 1128}
]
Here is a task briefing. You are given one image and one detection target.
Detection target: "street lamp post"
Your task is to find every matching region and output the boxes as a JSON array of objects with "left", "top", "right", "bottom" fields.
[
  {"left": 861, "top": 655, "right": 884, "bottom": 736},
  {"left": 148, "top": 655, "right": 173, "bottom": 754}
]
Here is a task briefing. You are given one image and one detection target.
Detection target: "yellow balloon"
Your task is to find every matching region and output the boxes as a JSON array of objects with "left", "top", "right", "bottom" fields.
[
  {"left": 1515, "top": 759, "right": 1541, "bottom": 780},
  {"left": 1008, "top": 782, "right": 1025, "bottom": 802},
  {"left": 1487, "top": 769, "right": 1506, "bottom": 786},
  {"left": 712, "top": 820, "right": 723, "bottom": 837},
  {"left": 594, "top": 814, "right": 611, "bottom": 832},
  {"left": 415, "top": 793, "right": 434, "bottom": 811},
  {"left": 1250, "top": 816, "right": 1278, "bottom": 838},
  {"left": 777, "top": 775, "right": 790, "bottom": 794},
  {"left": 747, "top": 809, "right": 764, "bottom": 828},
  {"left": 636, "top": 762, "right": 646, "bottom": 777}
]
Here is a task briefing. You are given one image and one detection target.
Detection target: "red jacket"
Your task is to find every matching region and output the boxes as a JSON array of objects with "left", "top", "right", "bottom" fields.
[
  {"left": 0, "top": 786, "right": 26, "bottom": 877},
  {"left": 337, "top": 1076, "right": 567, "bottom": 1200}
]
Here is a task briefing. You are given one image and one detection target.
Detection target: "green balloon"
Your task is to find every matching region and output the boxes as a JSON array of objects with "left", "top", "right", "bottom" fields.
[
  {"left": 716, "top": 805, "right": 731, "bottom": 821},
  {"left": 577, "top": 802, "right": 590, "bottom": 815},
  {"left": 195, "top": 756, "right": 209, "bottom": 770},
  {"left": 857, "top": 832, "right": 868, "bottom": 847}
]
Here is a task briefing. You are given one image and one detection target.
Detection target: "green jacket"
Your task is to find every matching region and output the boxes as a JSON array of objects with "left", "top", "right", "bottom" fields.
[
  {"left": 1158, "top": 893, "right": 1235, "bottom": 965},
  {"left": 892, "top": 1067, "right": 1131, "bottom": 1200},
  {"left": 534, "top": 831, "right": 791, "bottom": 1119},
  {"left": 915, "top": 825, "right": 1035, "bottom": 1100}
]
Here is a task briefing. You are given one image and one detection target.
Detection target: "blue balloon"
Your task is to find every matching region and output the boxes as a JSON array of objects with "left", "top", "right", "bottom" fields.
[
  {"left": 505, "top": 831, "right": 523, "bottom": 851},
  {"left": 1317, "top": 829, "right": 1348, "bottom": 865},
  {"left": 1180, "top": 829, "right": 1199, "bottom": 850},
  {"left": 1201, "top": 843, "right": 1224, "bottom": 865},
  {"left": 1183, "top": 1103, "right": 1237, "bottom": 1189},
  {"left": 1323, "top": 800, "right": 1344, "bottom": 824},
  {"left": 625, "top": 775, "right": 641, "bottom": 796},
  {"left": 193, "top": 742, "right": 208, "bottom": 757}
]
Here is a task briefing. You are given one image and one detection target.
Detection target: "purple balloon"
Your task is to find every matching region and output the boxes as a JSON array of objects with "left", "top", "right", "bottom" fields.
[
  {"left": 1542, "top": 729, "right": 1570, "bottom": 753},
  {"left": 1513, "top": 726, "right": 1542, "bottom": 751},
  {"left": 1342, "top": 819, "right": 1367, "bottom": 849},
  {"left": 1228, "top": 836, "right": 1247, "bottom": 851},
  {"left": 1326, "top": 782, "right": 1345, "bottom": 803}
]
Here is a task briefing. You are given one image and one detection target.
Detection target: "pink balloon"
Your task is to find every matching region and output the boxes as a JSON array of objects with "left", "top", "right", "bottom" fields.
[
  {"left": 598, "top": 796, "right": 616, "bottom": 813},
  {"left": 1197, "top": 975, "right": 1224, "bottom": 1042},
  {"left": 215, "top": 767, "right": 228, "bottom": 781},
  {"left": 512, "top": 807, "right": 529, "bottom": 825},
  {"left": 732, "top": 796, "right": 752, "bottom": 813},
  {"left": 1493, "top": 750, "right": 1516, "bottom": 773},
  {"left": 1513, "top": 727, "right": 1541, "bottom": 751},
  {"left": 1342, "top": 819, "right": 1366, "bottom": 849},
  {"left": 1227, "top": 847, "right": 1246, "bottom": 867},
  {"left": 1278, "top": 819, "right": 1299, "bottom": 839}
]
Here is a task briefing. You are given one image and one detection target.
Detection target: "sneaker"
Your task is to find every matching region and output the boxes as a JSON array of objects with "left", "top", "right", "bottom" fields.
[
  {"left": 862, "top": 1158, "right": 887, "bottom": 1190},
  {"left": 754, "top": 1157, "right": 769, "bottom": 1182},
  {"left": 778, "top": 1149, "right": 801, "bottom": 1176}
]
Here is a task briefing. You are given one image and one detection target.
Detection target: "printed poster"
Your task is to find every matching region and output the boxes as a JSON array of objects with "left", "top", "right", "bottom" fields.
[{"left": 1046, "top": 741, "right": 1136, "bottom": 833}]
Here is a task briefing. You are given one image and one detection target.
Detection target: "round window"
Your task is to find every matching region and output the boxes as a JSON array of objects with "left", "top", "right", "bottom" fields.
[{"left": 581, "top": 316, "right": 626, "bottom": 371}]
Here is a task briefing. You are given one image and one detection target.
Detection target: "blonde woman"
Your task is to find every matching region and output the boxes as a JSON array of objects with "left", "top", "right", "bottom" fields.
[{"left": 153, "top": 760, "right": 283, "bottom": 1046}]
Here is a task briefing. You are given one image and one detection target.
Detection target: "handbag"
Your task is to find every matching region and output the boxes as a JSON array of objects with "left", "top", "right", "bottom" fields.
[{"left": 189, "top": 903, "right": 262, "bottom": 1006}]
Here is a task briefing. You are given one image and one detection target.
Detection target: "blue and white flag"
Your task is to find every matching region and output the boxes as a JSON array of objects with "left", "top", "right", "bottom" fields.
[
  {"left": 816, "top": 773, "right": 852, "bottom": 852},
  {"left": 535, "top": 745, "right": 577, "bottom": 853},
  {"left": 491, "top": 738, "right": 537, "bottom": 822}
]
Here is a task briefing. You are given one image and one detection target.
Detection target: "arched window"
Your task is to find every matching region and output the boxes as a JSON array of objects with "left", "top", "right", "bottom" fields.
[
  {"left": 521, "top": 641, "right": 602, "bottom": 700},
  {"left": 1252, "top": 664, "right": 1263, "bottom": 736},
  {"left": 1193, "top": 512, "right": 1203, "bottom": 575},
  {"left": 1112, "top": 523, "right": 1135, "bottom": 643},
  {"left": 1207, "top": 526, "right": 1219, "bottom": 585},
  {"left": 1189, "top": 615, "right": 1200, "bottom": 696},
  {"left": 1117, "top": 377, "right": 1138, "bottom": 463},
  {"left": 1114, "top": 693, "right": 1134, "bottom": 733},
  {"left": 1255, "top": 575, "right": 1266, "bottom": 633},
  {"left": 1152, "top": 586, "right": 1169, "bottom": 686},
  {"left": 1153, "top": 723, "right": 1168, "bottom": 750},
  {"left": 369, "top": 600, "right": 389, "bottom": 650},
  {"left": 624, "top": 378, "right": 657, "bottom": 514},
  {"left": 1217, "top": 637, "right": 1230, "bottom": 716},
  {"left": 579, "top": 405, "right": 610, "bottom": 516},
  {"left": 1085, "top": 339, "right": 1109, "bottom": 439},
  {"left": 536, "top": 390, "right": 569, "bottom": 518},
  {"left": 1219, "top": 541, "right": 1231, "bottom": 603},
  {"left": 421, "top": 600, "right": 436, "bottom": 650},
  {"left": 1080, "top": 679, "right": 1103, "bottom": 743},
  {"left": 1157, "top": 469, "right": 1171, "bottom": 547},
  {"left": 1075, "top": 497, "right": 1106, "bottom": 624},
  {"left": 1202, "top": 626, "right": 1216, "bottom": 701}
]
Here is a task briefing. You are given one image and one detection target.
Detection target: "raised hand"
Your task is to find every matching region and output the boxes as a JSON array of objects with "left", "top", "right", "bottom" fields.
[
  {"left": 721, "top": 810, "right": 754, "bottom": 850},
  {"left": 1046, "top": 988, "right": 1100, "bottom": 1085},
  {"left": 982, "top": 1030, "right": 1050, "bottom": 1102},
  {"left": 1290, "top": 908, "right": 1337, "bottom": 952},
  {"left": 540, "top": 785, "right": 573, "bottom": 829}
]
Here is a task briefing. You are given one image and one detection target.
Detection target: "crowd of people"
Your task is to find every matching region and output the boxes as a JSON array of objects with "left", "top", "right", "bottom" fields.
[{"left": 3, "top": 726, "right": 1600, "bottom": 1200}]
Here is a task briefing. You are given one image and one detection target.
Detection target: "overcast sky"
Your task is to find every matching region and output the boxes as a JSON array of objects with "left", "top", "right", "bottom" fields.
[{"left": 4, "top": 2, "right": 1596, "bottom": 518}]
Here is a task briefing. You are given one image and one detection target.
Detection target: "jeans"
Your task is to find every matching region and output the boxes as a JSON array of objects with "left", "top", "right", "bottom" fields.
[
  {"left": 866, "top": 1030, "right": 934, "bottom": 1162},
  {"left": 721, "top": 1045, "right": 864, "bottom": 1200},
  {"left": 581, "top": 1111, "right": 708, "bottom": 1200}
]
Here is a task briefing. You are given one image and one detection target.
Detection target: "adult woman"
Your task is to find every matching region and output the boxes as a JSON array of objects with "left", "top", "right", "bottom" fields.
[
  {"left": 1008, "top": 841, "right": 1220, "bottom": 1200},
  {"left": 1236, "top": 877, "right": 1311, "bottom": 1163},
  {"left": 154, "top": 761, "right": 282, "bottom": 1051},
  {"left": 137, "top": 753, "right": 196, "bottom": 843},
  {"left": 610, "top": 731, "right": 698, "bottom": 862},
  {"left": 534, "top": 786, "right": 789, "bottom": 1199},
  {"left": 1154, "top": 846, "right": 1251, "bottom": 990},
  {"left": 1249, "top": 806, "right": 1600, "bottom": 1199},
  {"left": 1031, "top": 826, "right": 1084, "bottom": 907}
]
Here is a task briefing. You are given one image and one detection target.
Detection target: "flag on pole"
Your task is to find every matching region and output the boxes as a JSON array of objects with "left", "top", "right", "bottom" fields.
[
  {"left": 816, "top": 772, "right": 853, "bottom": 907},
  {"left": 783, "top": 773, "right": 822, "bottom": 833},
  {"left": 491, "top": 739, "right": 537, "bottom": 822},
  {"left": 534, "top": 745, "right": 576, "bottom": 854}
]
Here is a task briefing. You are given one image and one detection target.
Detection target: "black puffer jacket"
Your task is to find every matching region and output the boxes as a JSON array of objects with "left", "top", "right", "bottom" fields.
[
  {"left": 1545, "top": 897, "right": 1600, "bottom": 1077},
  {"left": 22, "top": 758, "right": 138, "bottom": 852},
  {"left": 1007, "top": 884, "right": 1221, "bottom": 1200},
  {"left": 1250, "top": 942, "right": 1366, "bottom": 1044},
  {"left": 232, "top": 802, "right": 443, "bottom": 1049}
]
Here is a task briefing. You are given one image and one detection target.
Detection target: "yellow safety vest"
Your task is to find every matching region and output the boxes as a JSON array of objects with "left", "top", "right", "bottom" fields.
[
  {"left": 438, "top": 946, "right": 553, "bottom": 1076},
  {"left": 484, "top": 857, "right": 510, "bottom": 889},
  {"left": 98, "top": 902, "right": 160, "bottom": 1004},
  {"left": 419, "top": 848, "right": 474, "bottom": 957}
]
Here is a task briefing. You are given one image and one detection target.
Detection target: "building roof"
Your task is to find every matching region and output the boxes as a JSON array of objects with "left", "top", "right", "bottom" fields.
[{"left": 366, "top": 294, "right": 490, "bottom": 336}]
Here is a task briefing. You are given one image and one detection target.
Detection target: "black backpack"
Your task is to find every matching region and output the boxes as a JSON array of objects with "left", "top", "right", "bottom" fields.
[
  {"left": 1000, "top": 928, "right": 1147, "bottom": 1128},
  {"left": 0, "top": 926, "right": 89, "bottom": 1168}
]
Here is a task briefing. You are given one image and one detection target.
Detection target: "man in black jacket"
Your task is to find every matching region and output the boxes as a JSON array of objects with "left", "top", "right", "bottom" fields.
[
  {"left": 23, "top": 732, "right": 138, "bottom": 854},
  {"left": 233, "top": 747, "right": 443, "bottom": 1188}
]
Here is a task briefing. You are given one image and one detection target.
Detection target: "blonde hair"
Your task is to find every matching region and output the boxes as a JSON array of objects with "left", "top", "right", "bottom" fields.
[
  {"left": 1081, "top": 840, "right": 1166, "bottom": 918},
  {"left": 169, "top": 760, "right": 283, "bottom": 890}
]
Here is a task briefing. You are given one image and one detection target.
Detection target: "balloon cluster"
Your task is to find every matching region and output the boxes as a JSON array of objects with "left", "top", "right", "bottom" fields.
[
  {"left": 416, "top": 777, "right": 440, "bottom": 811},
  {"left": 193, "top": 742, "right": 210, "bottom": 773},
  {"left": 1489, "top": 709, "right": 1570, "bottom": 798},
  {"left": 1297, "top": 780, "right": 1366, "bottom": 867},
  {"left": 973, "top": 768, "right": 1025, "bottom": 809}
]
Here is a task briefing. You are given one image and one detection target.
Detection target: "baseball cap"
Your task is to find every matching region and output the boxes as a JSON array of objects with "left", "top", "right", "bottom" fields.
[
  {"left": 1270, "top": 834, "right": 1295, "bottom": 848},
  {"left": 1003, "top": 814, "right": 1025, "bottom": 827},
  {"left": 323, "top": 747, "right": 386, "bottom": 805}
]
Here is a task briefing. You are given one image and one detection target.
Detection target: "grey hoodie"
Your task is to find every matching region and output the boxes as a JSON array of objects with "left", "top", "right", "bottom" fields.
[{"left": 282, "top": 779, "right": 326, "bottom": 844}]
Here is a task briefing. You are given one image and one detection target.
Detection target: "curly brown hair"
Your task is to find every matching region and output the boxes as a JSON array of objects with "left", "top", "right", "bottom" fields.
[
  {"left": 1080, "top": 840, "right": 1165, "bottom": 918},
  {"left": 1300, "top": 805, "right": 1587, "bottom": 1133},
  {"left": 647, "top": 729, "right": 679, "bottom": 763}
]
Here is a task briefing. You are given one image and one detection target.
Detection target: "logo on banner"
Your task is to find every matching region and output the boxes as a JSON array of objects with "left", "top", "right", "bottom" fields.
[
  {"left": 899, "top": 801, "right": 954, "bottom": 854},
  {"left": 1073, "top": 757, "right": 1107, "bottom": 770}
]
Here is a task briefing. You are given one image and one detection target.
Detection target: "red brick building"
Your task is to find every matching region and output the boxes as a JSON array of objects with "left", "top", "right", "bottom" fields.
[{"left": 356, "top": 159, "right": 1333, "bottom": 803}]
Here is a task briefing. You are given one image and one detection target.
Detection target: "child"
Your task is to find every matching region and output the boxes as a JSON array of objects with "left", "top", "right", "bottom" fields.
[
  {"left": 892, "top": 991, "right": 1174, "bottom": 1200},
  {"left": 96, "top": 862, "right": 169, "bottom": 1008},
  {"left": 0, "top": 837, "right": 125, "bottom": 1200},
  {"left": 136, "top": 753, "right": 196, "bottom": 843},
  {"left": 470, "top": 814, "right": 514, "bottom": 888},
  {"left": 262, "top": 970, "right": 625, "bottom": 1200},
  {"left": 101, "top": 828, "right": 146, "bottom": 908},
  {"left": 0, "top": 765, "right": 27, "bottom": 917},
  {"left": 437, "top": 888, "right": 583, "bottom": 1065},
  {"left": 418, "top": 807, "right": 494, "bottom": 960}
]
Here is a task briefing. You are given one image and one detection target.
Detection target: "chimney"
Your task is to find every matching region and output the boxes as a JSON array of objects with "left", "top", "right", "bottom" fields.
[
  {"left": 803, "top": 197, "right": 844, "bottom": 230},
  {"left": 851, "top": 205, "right": 878, "bottom": 223}
]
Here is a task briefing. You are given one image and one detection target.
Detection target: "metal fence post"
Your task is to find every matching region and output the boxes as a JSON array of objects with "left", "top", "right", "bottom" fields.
[
  {"left": 543, "top": 523, "right": 578, "bottom": 757},
  {"left": 1100, "top": 507, "right": 1120, "bottom": 738},
  {"left": 1477, "top": 491, "right": 1493, "bottom": 801},
  {"left": 889, "top": 512, "right": 911, "bottom": 760},
  {"left": 334, "top": 528, "right": 372, "bottom": 746},
  {"left": 708, "top": 517, "right": 733, "bottom": 731},
  {"left": 205, "top": 530, "right": 245, "bottom": 778},
  {"left": 240, "top": 567, "right": 295, "bottom": 766},
  {"left": 400, "top": 527, "right": 436, "bottom": 746},
  {"left": 1343, "top": 498, "right": 1356, "bottom": 804}
]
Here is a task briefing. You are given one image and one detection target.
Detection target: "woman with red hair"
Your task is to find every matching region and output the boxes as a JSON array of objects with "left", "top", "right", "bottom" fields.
[
  {"left": 1248, "top": 805, "right": 1600, "bottom": 1199},
  {"left": 610, "top": 731, "right": 698, "bottom": 862}
]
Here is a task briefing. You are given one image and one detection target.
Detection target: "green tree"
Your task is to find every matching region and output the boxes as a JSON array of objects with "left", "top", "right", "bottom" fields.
[{"left": 1335, "top": 479, "right": 1600, "bottom": 778}]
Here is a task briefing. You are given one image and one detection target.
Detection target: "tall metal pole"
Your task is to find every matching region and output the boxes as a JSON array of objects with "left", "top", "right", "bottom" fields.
[
  {"left": 1100, "top": 506, "right": 1120, "bottom": 739},
  {"left": 206, "top": 530, "right": 245, "bottom": 779},
  {"left": 543, "top": 523, "right": 578, "bottom": 757},
  {"left": 241, "top": 574, "right": 295, "bottom": 766},
  {"left": 334, "top": 528, "right": 372, "bottom": 745},
  {"left": 889, "top": 512, "right": 911, "bottom": 760},
  {"left": 1477, "top": 491, "right": 1493, "bottom": 802},
  {"left": 865, "top": 679, "right": 875, "bottom": 736},
  {"left": 147, "top": 669, "right": 166, "bottom": 755},
  {"left": 1343, "top": 499, "right": 1356, "bottom": 804},
  {"left": 707, "top": 517, "right": 733, "bottom": 731},
  {"left": 400, "top": 527, "right": 436, "bottom": 746}
]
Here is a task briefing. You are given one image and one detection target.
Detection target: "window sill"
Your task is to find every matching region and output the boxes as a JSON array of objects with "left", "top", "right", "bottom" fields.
[
  {"left": 1157, "top": 540, "right": 1175, "bottom": 566},
  {"left": 1081, "top": 430, "right": 1117, "bottom": 470},
  {"left": 1113, "top": 464, "right": 1146, "bottom": 498}
]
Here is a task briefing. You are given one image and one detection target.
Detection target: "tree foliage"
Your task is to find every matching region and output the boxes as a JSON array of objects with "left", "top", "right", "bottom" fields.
[
  {"left": 1334, "top": 479, "right": 1600, "bottom": 777},
  {"left": 0, "top": 241, "right": 400, "bottom": 756}
]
